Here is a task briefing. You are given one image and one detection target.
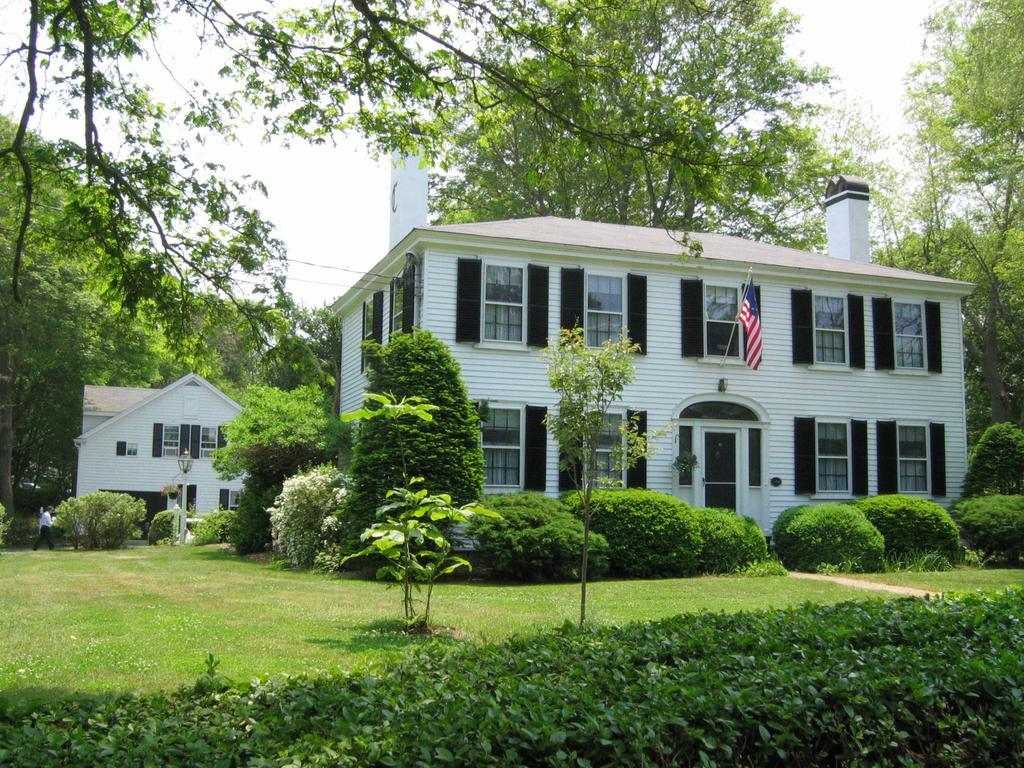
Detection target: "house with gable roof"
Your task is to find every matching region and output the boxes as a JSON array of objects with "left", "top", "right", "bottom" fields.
[{"left": 74, "top": 373, "right": 243, "bottom": 527}]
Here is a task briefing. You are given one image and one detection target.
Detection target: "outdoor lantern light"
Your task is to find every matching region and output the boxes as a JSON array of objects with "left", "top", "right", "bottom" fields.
[
  {"left": 717, "top": 377, "right": 728, "bottom": 393},
  {"left": 177, "top": 450, "right": 194, "bottom": 475}
]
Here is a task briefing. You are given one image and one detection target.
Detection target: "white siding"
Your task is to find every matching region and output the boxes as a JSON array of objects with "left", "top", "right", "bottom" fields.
[{"left": 76, "top": 379, "right": 243, "bottom": 513}]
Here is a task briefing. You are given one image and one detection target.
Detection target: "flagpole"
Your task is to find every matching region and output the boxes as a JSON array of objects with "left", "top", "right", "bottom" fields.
[{"left": 719, "top": 267, "right": 753, "bottom": 367}]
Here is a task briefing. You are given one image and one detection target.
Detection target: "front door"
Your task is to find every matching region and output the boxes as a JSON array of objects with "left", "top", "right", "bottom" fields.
[{"left": 703, "top": 431, "right": 737, "bottom": 510}]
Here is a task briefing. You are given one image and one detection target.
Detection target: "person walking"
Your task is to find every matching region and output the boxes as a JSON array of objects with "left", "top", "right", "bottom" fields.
[{"left": 33, "top": 506, "right": 55, "bottom": 551}]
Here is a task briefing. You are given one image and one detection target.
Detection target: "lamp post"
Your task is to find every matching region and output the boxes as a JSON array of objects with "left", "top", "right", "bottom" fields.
[{"left": 177, "top": 450, "right": 193, "bottom": 544}]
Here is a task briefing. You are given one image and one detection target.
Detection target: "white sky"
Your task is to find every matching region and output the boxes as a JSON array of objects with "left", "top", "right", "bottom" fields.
[{"left": 0, "top": 0, "right": 936, "bottom": 308}]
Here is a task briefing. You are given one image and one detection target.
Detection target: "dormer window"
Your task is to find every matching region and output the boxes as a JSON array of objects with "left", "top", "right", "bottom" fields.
[{"left": 894, "top": 302, "right": 924, "bottom": 368}]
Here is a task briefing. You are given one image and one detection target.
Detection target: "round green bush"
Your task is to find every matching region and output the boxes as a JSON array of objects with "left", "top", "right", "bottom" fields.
[
  {"left": 965, "top": 422, "right": 1024, "bottom": 496},
  {"left": 471, "top": 493, "right": 609, "bottom": 581},
  {"left": 270, "top": 465, "right": 348, "bottom": 568},
  {"left": 953, "top": 495, "right": 1024, "bottom": 563},
  {"left": 694, "top": 508, "right": 768, "bottom": 574},
  {"left": 566, "top": 489, "right": 701, "bottom": 577},
  {"left": 772, "top": 503, "right": 885, "bottom": 573},
  {"left": 148, "top": 510, "right": 176, "bottom": 545},
  {"left": 191, "top": 509, "right": 239, "bottom": 546},
  {"left": 56, "top": 492, "right": 145, "bottom": 549},
  {"left": 854, "top": 494, "right": 960, "bottom": 558}
]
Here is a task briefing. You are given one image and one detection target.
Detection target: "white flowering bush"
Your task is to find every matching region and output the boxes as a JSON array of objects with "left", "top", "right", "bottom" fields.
[{"left": 269, "top": 465, "right": 348, "bottom": 568}]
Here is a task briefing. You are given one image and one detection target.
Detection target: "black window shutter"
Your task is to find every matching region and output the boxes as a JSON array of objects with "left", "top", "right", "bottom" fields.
[
  {"left": 560, "top": 268, "right": 585, "bottom": 332},
  {"left": 217, "top": 426, "right": 226, "bottom": 448},
  {"left": 190, "top": 425, "right": 201, "bottom": 459},
  {"left": 116, "top": 441, "right": 127, "bottom": 456},
  {"left": 791, "top": 289, "right": 814, "bottom": 365},
  {"left": 523, "top": 406, "right": 547, "bottom": 491},
  {"left": 455, "top": 258, "right": 482, "bottom": 343},
  {"left": 626, "top": 409, "right": 647, "bottom": 489},
  {"left": 402, "top": 264, "right": 416, "bottom": 333},
  {"left": 179, "top": 424, "right": 190, "bottom": 456},
  {"left": 925, "top": 301, "right": 942, "bottom": 373},
  {"left": 558, "top": 451, "right": 579, "bottom": 492},
  {"left": 794, "top": 417, "right": 817, "bottom": 495},
  {"left": 680, "top": 279, "right": 704, "bottom": 357},
  {"left": 388, "top": 278, "right": 396, "bottom": 337},
  {"left": 848, "top": 294, "right": 865, "bottom": 369},
  {"left": 872, "top": 298, "right": 895, "bottom": 370},
  {"left": 851, "top": 419, "right": 868, "bottom": 496},
  {"left": 152, "top": 423, "right": 163, "bottom": 457},
  {"left": 627, "top": 274, "right": 647, "bottom": 354},
  {"left": 371, "top": 291, "right": 384, "bottom": 344},
  {"left": 930, "top": 422, "right": 947, "bottom": 497},
  {"left": 219, "top": 489, "right": 230, "bottom": 509},
  {"left": 527, "top": 265, "right": 549, "bottom": 347},
  {"left": 186, "top": 484, "right": 197, "bottom": 511},
  {"left": 876, "top": 420, "right": 899, "bottom": 493}
]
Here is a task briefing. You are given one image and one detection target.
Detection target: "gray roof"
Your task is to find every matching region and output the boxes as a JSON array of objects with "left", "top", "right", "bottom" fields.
[
  {"left": 423, "top": 216, "right": 970, "bottom": 288},
  {"left": 83, "top": 385, "right": 155, "bottom": 414}
]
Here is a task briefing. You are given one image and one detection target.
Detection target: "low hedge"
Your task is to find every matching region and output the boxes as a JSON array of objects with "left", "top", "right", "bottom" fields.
[
  {"left": 566, "top": 489, "right": 701, "bottom": 577},
  {"left": 773, "top": 503, "right": 885, "bottom": 572},
  {"left": 471, "top": 493, "right": 609, "bottom": 581},
  {"left": 694, "top": 507, "right": 768, "bottom": 574},
  {"left": 56, "top": 491, "right": 144, "bottom": 549},
  {"left": 3, "top": 591, "right": 1024, "bottom": 766},
  {"left": 954, "top": 495, "right": 1024, "bottom": 563},
  {"left": 148, "top": 510, "right": 177, "bottom": 545},
  {"left": 191, "top": 509, "right": 238, "bottom": 546},
  {"left": 855, "top": 494, "right": 961, "bottom": 558}
]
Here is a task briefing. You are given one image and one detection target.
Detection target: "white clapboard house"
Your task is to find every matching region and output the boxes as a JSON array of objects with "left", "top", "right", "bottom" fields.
[
  {"left": 333, "top": 164, "right": 972, "bottom": 532},
  {"left": 75, "top": 373, "right": 244, "bottom": 526}
]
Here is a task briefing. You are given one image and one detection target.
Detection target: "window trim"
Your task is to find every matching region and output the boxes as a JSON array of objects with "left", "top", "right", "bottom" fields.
[
  {"left": 227, "top": 490, "right": 241, "bottom": 510},
  {"left": 813, "top": 293, "right": 848, "bottom": 365},
  {"left": 481, "top": 404, "right": 525, "bottom": 489},
  {"left": 389, "top": 274, "right": 404, "bottom": 339},
  {"left": 585, "top": 272, "right": 625, "bottom": 348},
  {"left": 126, "top": 442, "right": 138, "bottom": 457},
  {"left": 199, "top": 426, "right": 218, "bottom": 459},
  {"left": 361, "top": 297, "right": 375, "bottom": 371},
  {"left": 480, "top": 262, "right": 527, "bottom": 345},
  {"left": 893, "top": 300, "right": 926, "bottom": 370},
  {"left": 593, "top": 410, "right": 626, "bottom": 487},
  {"left": 162, "top": 425, "right": 180, "bottom": 457},
  {"left": 703, "top": 283, "right": 742, "bottom": 359},
  {"left": 896, "top": 421, "right": 930, "bottom": 494},
  {"left": 815, "top": 420, "right": 851, "bottom": 495}
]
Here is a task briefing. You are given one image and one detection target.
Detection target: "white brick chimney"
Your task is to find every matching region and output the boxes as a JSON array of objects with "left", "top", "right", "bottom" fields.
[
  {"left": 824, "top": 175, "right": 870, "bottom": 263},
  {"left": 388, "top": 150, "right": 428, "bottom": 251}
]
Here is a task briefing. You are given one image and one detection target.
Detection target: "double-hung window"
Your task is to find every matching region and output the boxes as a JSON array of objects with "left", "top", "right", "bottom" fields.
[
  {"left": 482, "top": 408, "right": 521, "bottom": 486},
  {"left": 814, "top": 295, "right": 846, "bottom": 363},
  {"left": 898, "top": 425, "right": 928, "bottom": 492},
  {"left": 595, "top": 413, "right": 624, "bottom": 485},
  {"left": 126, "top": 443, "right": 138, "bottom": 457},
  {"left": 390, "top": 277, "right": 404, "bottom": 338},
  {"left": 228, "top": 490, "right": 241, "bottom": 510},
  {"left": 894, "top": 302, "right": 924, "bottom": 368},
  {"left": 484, "top": 265, "right": 524, "bottom": 342},
  {"left": 705, "top": 285, "right": 739, "bottom": 357},
  {"left": 587, "top": 275, "right": 623, "bottom": 347},
  {"left": 361, "top": 298, "right": 375, "bottom": 370},
  {"left": 200, "top": 427, "right": 218, "bottom": 458},
  {"left": 162, "top": 425, "right": 180, "bottom": 457},
  {"left": 816, "top": 421, "right": 849, "bottom": 492}
]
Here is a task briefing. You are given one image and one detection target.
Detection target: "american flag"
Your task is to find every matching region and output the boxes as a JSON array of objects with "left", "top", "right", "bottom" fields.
[{"left": 738, "top": 280, "right": 763, "bottom": 370}]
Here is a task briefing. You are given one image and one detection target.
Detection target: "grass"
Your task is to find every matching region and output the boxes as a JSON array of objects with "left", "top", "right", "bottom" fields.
[
  {"left": 857, "top": 567, "right": 1024, "bottom": 592},
  {"left": 1, "top": 545, "right": 870, "bottom": 704}
]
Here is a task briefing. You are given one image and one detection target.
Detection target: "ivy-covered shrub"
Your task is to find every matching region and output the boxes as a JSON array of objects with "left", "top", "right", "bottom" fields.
[
  {"left": 191, "top": 509, "right": 239, "bottom": 546},
  {"left": 854, "top": 494, "right": 961, "bottom": 559},
  {"left": 346, "top": 331, "right": 484, "bottom": 553},
  {"left": 566, "top": 489, "right": 701, "bottom": 577},
  {"left": 694, "top": 507, "right": 768, "bottom": 574},
  {"left": 56, "top": 492, "right": 145, "bottom": 549},
  {"left": 269, "top": 465, "right": 348, "bottom": 568},
  {"left": 470, "top": 493, "right": 609, "bottom": 581},
  {"left": 148, "top": 510, "right": 177, "bottom": 545},
  {"left": 4, "top": 592, "right": 1024, "bottom": 766},
  {"left": 773, "top": 503, "right": 885, "bottom": 572},
  {"left": 954, "top": 495, "right": 1024, "bottom": 563},
  {"left": 964, "top": 422, "right": 1024, "bottom": 496}
]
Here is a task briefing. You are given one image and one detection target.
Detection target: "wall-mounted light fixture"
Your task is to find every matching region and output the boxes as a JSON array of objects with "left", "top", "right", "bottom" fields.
[{"left": 717, "top": 378, "right": 728, "bottom": 393}]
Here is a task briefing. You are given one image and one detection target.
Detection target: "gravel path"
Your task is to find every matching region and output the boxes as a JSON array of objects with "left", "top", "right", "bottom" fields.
[{"left": 789, "top": 571, "right": 937, "bottom": 598}]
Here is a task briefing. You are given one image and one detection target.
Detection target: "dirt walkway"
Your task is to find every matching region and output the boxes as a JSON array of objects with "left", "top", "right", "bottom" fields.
[{"left": 789, "top": 571, "right": 937, "bottom": 597}]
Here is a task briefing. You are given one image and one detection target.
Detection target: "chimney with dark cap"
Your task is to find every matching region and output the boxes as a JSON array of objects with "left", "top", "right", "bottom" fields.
[{"left": 824, "top": 175, "right": 870, "bottom": 263}]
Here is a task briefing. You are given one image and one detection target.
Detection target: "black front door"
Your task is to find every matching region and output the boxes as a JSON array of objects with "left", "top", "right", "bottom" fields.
[{"left": 704, "top": 431, "right": 737, "bottom": 510}]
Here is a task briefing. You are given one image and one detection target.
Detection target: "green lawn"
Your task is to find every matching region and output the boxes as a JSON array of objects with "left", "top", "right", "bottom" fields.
[
  {"left": 0, "top": 545, "right": 871, "bottom": 704},
  {"left": 856, "top": 568, "right": 1024, "bottom": 593}
]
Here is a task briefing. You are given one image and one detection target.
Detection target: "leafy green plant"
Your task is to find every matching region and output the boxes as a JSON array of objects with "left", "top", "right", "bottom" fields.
[
  {"left": 772, "top": 503, "right": 885, "bottom": 572},
  {"left": 855, "top": 494, "right": 961, "bottom": 559},
  {"left": 965, "top": 422, "right": 1024, "bottom": 496},
  {"left": 269, "top": 465, "right": 348, "bottom": 568},
  {"left": 56, "top": 492, "right": 145, "bottom": 549},
  {"left": 148, "top": 510, "right": 177, "bottom": 546},
  {"left": 954, "top": 494, "right": 1024, "bottom": 563},
  {"left": 0, "top": 503, "right": 7, "bottom": 548},
  {"left": 190, "top": 509, "right": 238, "bottom": 546},
  {"left": 731, "top": 556, "right": 788, "bottom": 577},
  {"left": 883, "top": 549, "right": 954, "bottom": 573},
  {"left": 693, "top": 507, "right": 768, "bottom": 574},
  {"left": 470, "top": 493, "right": 610, "bottom": 581}
]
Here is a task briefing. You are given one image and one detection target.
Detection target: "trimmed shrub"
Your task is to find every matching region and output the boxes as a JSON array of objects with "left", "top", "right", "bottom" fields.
[
  {"left": 855, "top": 494, "right": 961, "bottom": 559},
  {"left": 56, "top": 492, "right": 144, "bottom": 549},
  {"left": 965, "top": 422, "right": 1024, "bottom": 496},
  {"left": 191, "top": 509, "right": 238, "bottom": 546},
  {"left": 269, "top": 465, "right": 348, "bottom": 568},
  {"left": 470, "top": 493, "right": 609, "bottom": 581},
  {"left": 694, "top": 507, "right": 768, "bottom": 574},
  {"left": 566, "top": 489, "right": 701, "bottom": 577},
  {"left": 346, "top": 331, "right": 484, "bottom": 553},
  {"left": 148, "top": 510, "right": 177, "bottom": 545},
  {"left": 954, "top": 494, "right": 1024, "bottom": 563},
  {"left": 3, "top": 592, "right": 1024, "bottom": 766},
  {"left": 773, "top": 503, "right": 885, "bottom": 572},
  {"left": 229, "top": 486, "right": 278, "bottom": 555}
]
